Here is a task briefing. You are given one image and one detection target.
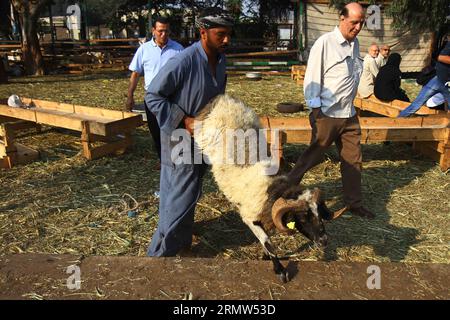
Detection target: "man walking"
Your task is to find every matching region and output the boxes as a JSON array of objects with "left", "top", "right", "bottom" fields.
[
  {"left": 145, "top": 8, "right": 234, "bottom": 256},
  {"left": 287, "top": 2, "right": 375, "bottom": 219},
  {"left": 126, "top": 16, "right": 183, "bottom": 161}
]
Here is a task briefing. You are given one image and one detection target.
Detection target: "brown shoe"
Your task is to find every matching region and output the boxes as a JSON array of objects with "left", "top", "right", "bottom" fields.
[{"left": 349, "top": 206, "right": 376, "bottom": 219}]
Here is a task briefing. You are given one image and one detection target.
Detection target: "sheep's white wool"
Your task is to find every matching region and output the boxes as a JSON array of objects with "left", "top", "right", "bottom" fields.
[
  {"left": 297, "top": 189, "right": 312, "bottom": 202},
  {"left": 194, "top": 95, "right": 275, "bottom": 221},
  {"left": 195, "top": 95, "right": 262, "bottom": 165},
  {"left": 297, "top": 189, "right": 318, "bottom": 217}
]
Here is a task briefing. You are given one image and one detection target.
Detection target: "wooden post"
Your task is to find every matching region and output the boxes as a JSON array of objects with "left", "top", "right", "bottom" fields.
[
  {"left": 439, "top": 127, "right": 450, "bottom": 171},
  {"left": 81, "top": 121, "right": 92, "bottom": 159}
]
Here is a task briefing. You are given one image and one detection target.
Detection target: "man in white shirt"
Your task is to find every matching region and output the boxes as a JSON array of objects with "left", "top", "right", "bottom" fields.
[
  {"left": 358, "top": 44, "right": 379, "bottom": 98},
  {"left": 287, "top": 2, "right": 375, "bottom": 219},
  {"left": 376, "top": 45, "right": 390, "bottom": 68},
  {"left": 126, "top": 16, "right": 183, "bottom": 162}
]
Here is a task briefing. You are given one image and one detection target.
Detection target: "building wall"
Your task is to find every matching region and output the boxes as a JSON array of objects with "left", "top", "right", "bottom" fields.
[{"left": 304, "top": 3, "right": 433, "bottom": 72}]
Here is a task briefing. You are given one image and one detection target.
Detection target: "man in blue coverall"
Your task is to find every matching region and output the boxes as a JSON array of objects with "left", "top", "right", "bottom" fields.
[{"left": 145, "top": 8, "right": 234, "bottom": 256}]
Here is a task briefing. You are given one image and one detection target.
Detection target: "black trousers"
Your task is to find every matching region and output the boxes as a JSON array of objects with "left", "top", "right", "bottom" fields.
[{"left": 144, "top": 101, "right": 161, "bottom": 161}]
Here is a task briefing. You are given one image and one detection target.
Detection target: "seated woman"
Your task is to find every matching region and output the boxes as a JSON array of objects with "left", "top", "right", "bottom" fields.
[{"left": 374, "top": 53, "right": 410, "bottom": 102}]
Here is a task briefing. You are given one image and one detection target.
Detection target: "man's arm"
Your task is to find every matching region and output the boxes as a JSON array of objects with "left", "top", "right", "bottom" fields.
[
  {"left": 145, "top": 58, "right": 187, "bottom": 135},
  {"left": 126, "top": 71, "right": 140, "bottom": 111},
  {"left": 437, "top": 54, "right": 450, "bottom": 65},
  {"left": 303, "top": 39, "right": 324, "bottom": 108}
]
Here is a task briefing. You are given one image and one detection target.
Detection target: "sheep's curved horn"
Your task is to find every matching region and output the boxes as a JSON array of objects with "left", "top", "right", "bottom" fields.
[{"left": 271, "top": 197, "right": 306, "bottom": 233}]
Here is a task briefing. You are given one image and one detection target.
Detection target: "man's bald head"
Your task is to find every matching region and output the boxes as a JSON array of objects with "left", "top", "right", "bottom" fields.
[
  {"left": 380, "top": 45, "right": 391, "bottom": 58},
  {"left": 339, "top": 2, "right": 365, "bottom": 42},
  {"left": 368, "top": 44, "right": 380, "bottom": 58}
]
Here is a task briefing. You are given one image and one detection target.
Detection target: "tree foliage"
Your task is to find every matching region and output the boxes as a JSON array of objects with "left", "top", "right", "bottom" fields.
[
  {"left": 386, "top": 0, "right": 448, "bottom": 34},
  {"left": 329, "top": 0, "right": 448, "bottom": 34}
]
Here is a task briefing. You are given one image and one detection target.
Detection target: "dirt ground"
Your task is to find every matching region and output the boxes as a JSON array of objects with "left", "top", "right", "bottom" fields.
[{"left": 0, "top": 253, "right": 448, "bottom": 300}]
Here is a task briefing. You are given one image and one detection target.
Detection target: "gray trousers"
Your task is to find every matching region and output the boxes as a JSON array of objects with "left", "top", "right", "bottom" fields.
[{"left": 147, "top": 132, "right": 207, "bottom": 256}]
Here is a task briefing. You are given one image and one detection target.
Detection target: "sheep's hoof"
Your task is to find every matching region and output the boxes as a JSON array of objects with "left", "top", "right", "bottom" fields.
[
  {"left": 262, "top": 253, "right": 271, "bottom": 260},
  {"left": 277, "top": 270, "right": 290, "bottom": 283}
]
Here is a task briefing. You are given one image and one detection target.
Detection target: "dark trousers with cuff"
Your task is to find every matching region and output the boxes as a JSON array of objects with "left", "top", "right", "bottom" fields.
[
  {"left": 144, "top": 101, "right": 162, "bottom": 161},
  {"left": 287, "top": 108, "right": 363, "bottom": 209}
]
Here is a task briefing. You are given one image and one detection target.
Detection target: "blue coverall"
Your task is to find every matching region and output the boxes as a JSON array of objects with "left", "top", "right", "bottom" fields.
[{"left": 145, "top": 41, "right": 227, "bottom": 256}]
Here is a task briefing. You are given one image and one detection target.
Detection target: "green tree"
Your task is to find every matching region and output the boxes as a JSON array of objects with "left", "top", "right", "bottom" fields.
[
  {"left": 330, "top": 0, "right": 447, "bottom": 34},
  {"left": 386, "top": 0, "right": 448, "bottom": 34}
]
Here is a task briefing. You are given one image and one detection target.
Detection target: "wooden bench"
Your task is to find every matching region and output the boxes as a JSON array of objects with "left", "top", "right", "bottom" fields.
[
  {"left": 352, "top": 96, "right": 449, "bottom": 170},
  {"left": 291, "top": 65, "right": 306, "bottom": 85},
  {"left": 0, "top": 98, "right": 144, "bottom": 168},
  {"left": 62, "top": 62, "right": 129, "bottom": 74},
  {"left": 261, "top": 116, "right": 450, "bottom": 171},
  {"left": 354, "top": 95, "right": 446, "bottom": 117}
]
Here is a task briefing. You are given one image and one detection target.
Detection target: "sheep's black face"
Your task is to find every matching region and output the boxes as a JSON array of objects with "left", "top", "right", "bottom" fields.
[
  {"left": 292, "top": 208, "right": 328, "bottom": 247},
  {"left": 291, "top": 202, "right": 332, "bottom": 247}
]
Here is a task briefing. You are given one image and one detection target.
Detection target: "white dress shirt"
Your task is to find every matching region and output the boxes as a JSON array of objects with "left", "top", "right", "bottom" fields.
[
  {"left": 358, "top": 54, "right": 379, "bottom": 98},
  {"left": 304, "top": 26, "right": 363, "bottom": 118}
]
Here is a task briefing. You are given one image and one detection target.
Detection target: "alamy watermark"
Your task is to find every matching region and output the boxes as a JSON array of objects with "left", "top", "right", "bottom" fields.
[
  {"left": 66, "top": 265, "right": 81, "bottom": 290},
  {"left": 366, "top": 265, "right": 381, "bottom": 290},
  {"left": 168, "top": 124, "right": 281, "bottom": 176}
]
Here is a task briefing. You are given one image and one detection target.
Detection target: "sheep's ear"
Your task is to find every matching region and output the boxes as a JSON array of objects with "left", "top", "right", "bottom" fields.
[
  {"left": 317, "top": 202, "right": 333, "bottom": 220},
  {"left": 318, "top": 202, "right": 348, "bottom": 221}
]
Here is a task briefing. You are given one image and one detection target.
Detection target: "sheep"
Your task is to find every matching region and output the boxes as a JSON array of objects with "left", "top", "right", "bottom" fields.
[{"left": 193, "top": 94, "right": 346, "bottom": 282}]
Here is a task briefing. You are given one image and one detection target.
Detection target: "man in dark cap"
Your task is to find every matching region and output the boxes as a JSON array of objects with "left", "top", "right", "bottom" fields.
[{"left": 145, "top": 7, "right": 233, "bottom": 257}]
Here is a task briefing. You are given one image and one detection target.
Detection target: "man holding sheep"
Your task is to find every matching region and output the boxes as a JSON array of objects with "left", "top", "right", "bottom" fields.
[
  {"left": 287, "top": 2, "right": 375, "bottom": 219},
  {"left": 145, "top": 8, "right": 234, "bottom": 256}
]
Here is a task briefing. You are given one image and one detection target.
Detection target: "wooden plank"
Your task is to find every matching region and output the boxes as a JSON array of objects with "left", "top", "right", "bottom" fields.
[
  {"left": 358, "top": 116, "right": 448, "bottom": 128},
  {"left": 413, "top": 141, "right": 442, "bottom": 162},
  {"left": 0, "top": 115, "right": 23, "bottom": 123},
  {"left": 73, "top": 105, "right": 128, "bottom": 120},
  {"left": 1, "top": 99, "right": 142, "bottom": 135},
  {"left": 0, "top": 154, "right": 14, "bottom": 169},
  {"left": 261, "top": 117, "right": 449, "bottom": 143},
  {"left": 1, "top": 120, "right": 41, "bottom": 132},
  {"left": 22, "top": 98, "right": 135, "bottom": 123},
  {"left": 33, "top": 109, "right": 83, "bottom": 132},
  {"left": 87, "top": 135, "right": 133, "bottom": 160},
  {"left": 226, "top": 50, "right": 298, "bottom": 58},
  {"left": 226, "top": 70, "right": 291, "bottom": 76},
  {"left": 355, "top": 96, "right": 445, "bottom": 117},
  {"left": 0, "top": 141, "right": 38, "bottom": 168},
  {"left": 361, "top": 128, "right": 447, "bottom": 142},
  {"left": 15, "top": 143, "right": 40, "bottom": 165},
  {"left": 20, "top": 98, "right": 75, "bottom": 113},
  {"left": 0, "top": 104, "right": 37, "bottom": 122},
  {"left": 93, "top": 115, "right": 143, "bottom": 136},
  {"left": 0, "top": 123, "right": 17, "bottom": 153}
]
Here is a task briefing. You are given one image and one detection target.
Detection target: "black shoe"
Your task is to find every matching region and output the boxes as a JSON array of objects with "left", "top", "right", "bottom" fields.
[{"left": 349, "top": 206, "right": 376, "bottom": 219}]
